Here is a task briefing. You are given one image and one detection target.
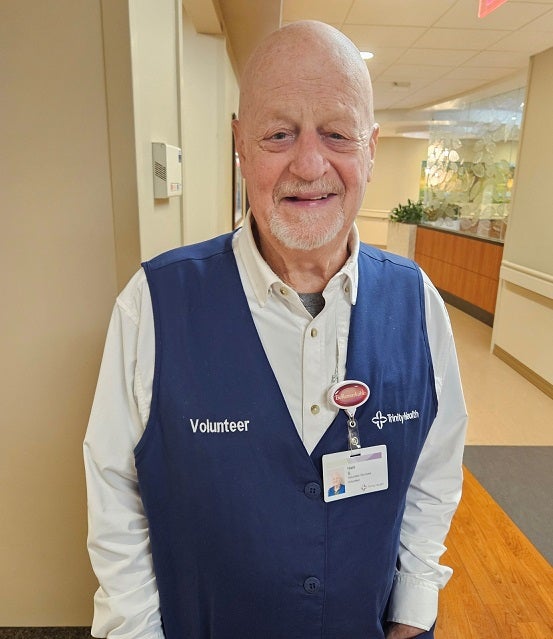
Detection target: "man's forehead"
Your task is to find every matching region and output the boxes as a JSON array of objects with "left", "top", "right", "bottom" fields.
[
  {"left": 253, "top": 96, "right": 364, "bottom": 125},
  {"left": 254, "top": 47, "right": 353, "bottom": 87},
  {"left": 245, "top": 78, "right": 370, "bottom": 126}
]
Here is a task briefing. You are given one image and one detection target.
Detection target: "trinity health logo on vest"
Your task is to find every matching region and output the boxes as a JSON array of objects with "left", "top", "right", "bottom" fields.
[{"left": 371, "top": 409, "right": 420, "bottom": 430}]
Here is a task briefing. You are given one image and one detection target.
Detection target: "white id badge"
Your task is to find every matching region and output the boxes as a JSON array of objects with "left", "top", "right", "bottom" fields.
[{"left": 322, "top": 445, "right": 388, "bottom": 502}]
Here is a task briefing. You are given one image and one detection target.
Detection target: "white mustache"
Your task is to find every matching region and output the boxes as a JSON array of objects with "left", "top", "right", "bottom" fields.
[{"left": 273, "top": 180, "right": 344, "bottom": 201}]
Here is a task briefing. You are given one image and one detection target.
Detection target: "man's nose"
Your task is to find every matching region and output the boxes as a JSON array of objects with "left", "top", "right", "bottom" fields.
[{"left": 289, "top": 132, "right": 329, "bottom": 181}]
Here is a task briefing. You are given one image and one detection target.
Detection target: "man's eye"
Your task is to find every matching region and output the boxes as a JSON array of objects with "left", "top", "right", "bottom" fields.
[
  {"left": 329, "top": 133, "right": 346, "bottom": 140},
  {"left": 270, "top": 132, "right": 288, "bottom": 140}
]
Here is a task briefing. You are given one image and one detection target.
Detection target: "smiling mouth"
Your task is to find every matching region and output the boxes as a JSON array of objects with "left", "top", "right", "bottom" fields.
[{"left": 284, "top": 193, "right": 335, "bottom": 202}]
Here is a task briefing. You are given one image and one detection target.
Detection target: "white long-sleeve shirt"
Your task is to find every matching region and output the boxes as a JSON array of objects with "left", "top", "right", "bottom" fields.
[{"left": 84, "top": 215, "right": 467, "bottom": 638}]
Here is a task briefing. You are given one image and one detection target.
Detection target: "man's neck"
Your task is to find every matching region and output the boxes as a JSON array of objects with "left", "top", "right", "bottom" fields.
[{"left": 254, "top": 227, "right": 351, "bottom": 294}]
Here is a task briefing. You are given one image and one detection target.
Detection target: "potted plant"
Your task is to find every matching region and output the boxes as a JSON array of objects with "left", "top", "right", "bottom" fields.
[{"left": 387, "top": 199, "right": 425, "bottom": 258}]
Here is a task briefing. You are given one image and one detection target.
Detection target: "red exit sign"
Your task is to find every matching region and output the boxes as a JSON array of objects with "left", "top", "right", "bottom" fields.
[{"left": 479, "top": 0, "right": 509, "bottom": 18}]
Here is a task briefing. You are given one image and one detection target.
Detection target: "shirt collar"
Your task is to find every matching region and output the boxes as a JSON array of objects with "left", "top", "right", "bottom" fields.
[{"left": 234, "top": 211, "right": 359, "bottom": 307}]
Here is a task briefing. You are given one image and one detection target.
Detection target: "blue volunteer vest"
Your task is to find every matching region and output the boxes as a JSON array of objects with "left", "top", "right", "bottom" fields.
[{"left": 136, "top": 233, "right": 438, "bottom": 639}]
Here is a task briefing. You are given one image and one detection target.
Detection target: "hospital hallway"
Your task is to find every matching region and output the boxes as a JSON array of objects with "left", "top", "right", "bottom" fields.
[{"left": 436, "top": 305, "right": 553, "bottom": 638}]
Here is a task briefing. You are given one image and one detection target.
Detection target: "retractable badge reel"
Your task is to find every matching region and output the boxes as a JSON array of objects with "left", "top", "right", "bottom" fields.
[{"left": 328, "top": 381, "right": 370, "bottom": 450}]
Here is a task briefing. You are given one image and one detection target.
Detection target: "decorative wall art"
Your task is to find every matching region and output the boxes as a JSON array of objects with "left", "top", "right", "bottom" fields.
[{"left": 419, "top": 88, "right": 524, "bottom": 241}]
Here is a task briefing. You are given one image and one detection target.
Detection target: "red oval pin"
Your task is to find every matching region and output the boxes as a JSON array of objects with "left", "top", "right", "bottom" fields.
[{"left": 328, "top": 380, "right": 370, "bottom": 411}]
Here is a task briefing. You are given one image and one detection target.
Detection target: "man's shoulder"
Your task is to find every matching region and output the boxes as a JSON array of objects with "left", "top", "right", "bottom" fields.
[
  {"left": 143, "top": 232, "right": 235, "bottom": 273},
  {"left": 359, "top": 244, "right": 444, "bottom": 311},
  {"left": 358, "top": 242, "right": 419, "bottom": 272}
]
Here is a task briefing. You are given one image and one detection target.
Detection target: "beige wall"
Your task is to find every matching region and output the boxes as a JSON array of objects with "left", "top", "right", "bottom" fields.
[
  {"left": 0, "top": 0, "right": 115, "bottom": 624},
  {"left": 357, "top": 137, "right": 428, "bottom": 247},
  {"left": 119, "top": 0, "right": 238, "bottom": 261},
  {"left": 103, "top": 0, "right": 238, "bottom": 269},
  {"left": 493, "top": 47, "right": 553, "bottom": 387},
  {"left": 128, "top": 0, "right": 185, "bottom": 261},
  {"left": 366, "top": 137, "right": 428, "bottom": 212},
  {"left": 0, "top": 0, "right": 238, "bottom": 626},
  {"left": 101, "top": 0, "right": 142, "bottom": 291},
  {"left": 180, "top": 8, "right": 239, "bottom": 245},
  {"left": 500, "top": 48, "right": 553, "bottom": 278}
]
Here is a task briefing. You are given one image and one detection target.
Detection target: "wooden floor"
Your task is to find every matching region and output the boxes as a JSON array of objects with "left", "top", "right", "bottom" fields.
[{"left": 436, "top": 467, "right": 553, "bottom": 639}]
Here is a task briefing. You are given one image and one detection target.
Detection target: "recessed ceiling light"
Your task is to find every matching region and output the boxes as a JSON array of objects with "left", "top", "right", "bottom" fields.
[{"left": 360, "top": 51, "right": 374, "bottom": 60}]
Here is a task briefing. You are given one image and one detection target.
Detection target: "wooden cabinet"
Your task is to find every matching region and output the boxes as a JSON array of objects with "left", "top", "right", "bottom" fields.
[{"left": 415, "top": 225, "right": 504, "bottom": 321}]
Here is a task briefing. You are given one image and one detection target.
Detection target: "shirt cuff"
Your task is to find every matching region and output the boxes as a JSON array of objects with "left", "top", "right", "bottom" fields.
[
  {"left": 387, "top": 571, "right": 438, "bottom": 631},
  {"left": 91, "top": 576, "right": 163, "bottom": 639}
]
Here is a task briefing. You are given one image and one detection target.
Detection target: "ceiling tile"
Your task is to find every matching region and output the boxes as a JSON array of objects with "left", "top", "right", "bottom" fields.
[
  {"left": 373, "top": 79, "right": 433, "bottom": 93},
  {"left": 507, "top": 0, "right": 553, "bottom": 5},
  {"left": 465, "top": 50, "right": 529, "bottom": 67},
  {"left": 346, "top": 0, "right": 456, "bottom": 27},
  {"left": 396, "top": 48, "right": 478, "bottom": 66},
  {"left": 281, "top": 0, "right": 353, "bottom": 25},
  {"left": 365, "top": 48, "right": 406, "bottom": 76},
  {"left": 365, "top": 47, "right": 406, "bottom": 65},
  {"left": 379, "top": 64, "right": 452, "bottom": 81},
  {"left": 372, "top": 78, "right": 436, "bottom": 110},
  {"left": 446, "top": 65, "right": 519, "bottom": 81},
  {"left": 490, "top": 29, "right": 553, "bottom": 54},
  {"left": 341, "top": 24, "right": 427, "bottom": 49},
  {"left": 395, "top": 78, "right": 489, "bottom": 108},
  {"left": 519, "top": 8, "right": 553, "bottom": 31},
  {"left": 436, "top": 0, "right": 551, "bottom": 30},
  {"left": 414, "top": 27, "right": 508, "bottom": 49},
  {"left": 373, "top": 94, "right": 403, "bottom": 110}
]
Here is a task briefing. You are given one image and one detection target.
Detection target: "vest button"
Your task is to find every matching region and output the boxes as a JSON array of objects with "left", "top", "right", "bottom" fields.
[
  {"left": 304, "top": 482, "right": 321, "bottom": 499},
  {"left": 310, "top": 404, "right": 320, "bottom": 415},
  {"left": 310, "top": 328, "right": 318, "bottom": 338},
  {"left": 303, "top": 577, "right": 321, "bottom": 594}
]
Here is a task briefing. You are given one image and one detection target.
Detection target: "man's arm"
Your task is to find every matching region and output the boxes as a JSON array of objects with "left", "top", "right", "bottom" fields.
[
  {"left": 386, "top": 622, "right": 427, "bottom": 638},
  {"left": 386, "top": 277, "right": 468, "bottom": 632},
  {"left": 84, "top": 272, "right": 163, "bottom": 639}
]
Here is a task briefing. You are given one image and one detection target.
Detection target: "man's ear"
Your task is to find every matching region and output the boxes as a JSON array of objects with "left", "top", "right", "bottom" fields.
[
  {"left": 367, "top": 123, "right": 379, "bottom": 182},
  {"left": 232, "top": 118, "right": 247, "bottom": 169}
]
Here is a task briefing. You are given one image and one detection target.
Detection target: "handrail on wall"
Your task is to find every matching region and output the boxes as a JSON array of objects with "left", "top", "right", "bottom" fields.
[{"left": 500, "top": 260, "right": 553, "bottom": 301}]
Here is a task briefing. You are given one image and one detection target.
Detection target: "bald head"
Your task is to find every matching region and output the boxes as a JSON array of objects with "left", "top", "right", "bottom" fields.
[
  {"left": 239, "top": 21, "right": 374, "bottom": 125},
  {"left": 232, "top": 20, "right": 379, "bottom": 269}
]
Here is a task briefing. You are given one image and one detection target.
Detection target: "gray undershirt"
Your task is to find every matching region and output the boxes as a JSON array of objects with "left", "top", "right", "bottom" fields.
[{"left": 298, "top": 292, "right": 325, "bottom": 318}]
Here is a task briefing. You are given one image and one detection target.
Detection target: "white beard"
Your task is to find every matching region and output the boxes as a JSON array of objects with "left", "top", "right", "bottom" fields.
[
  {"left": 269, "top": 178, "right": 346, "bottom": 250},
  {"left": 269, "top": 205, "right": 346, "bottom": 250}
]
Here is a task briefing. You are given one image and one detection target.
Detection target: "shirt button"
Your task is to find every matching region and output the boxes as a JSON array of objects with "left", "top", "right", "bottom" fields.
[
  {"left": 310, "top": 328, "right": 318, "bottom": 338},
  {"left": 280, "top": 286, "right": 288, "bottom": 296},
  {"left": 310, "top": 404, "right": 320, "bottom": 415},
  {"left": 303, "top": 577, "right": 321, "bottom": 594},
  {"left": 304, "top": 482, "right": 321, "bottom": 499}
]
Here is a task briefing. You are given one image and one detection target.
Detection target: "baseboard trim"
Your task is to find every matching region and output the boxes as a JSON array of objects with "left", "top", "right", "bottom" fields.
[
  {"left": 438, "top": 289, "right": 494, "bottom": 326},
  {"left": 493, "top": 345, "right": 553, "bottom": 400}
]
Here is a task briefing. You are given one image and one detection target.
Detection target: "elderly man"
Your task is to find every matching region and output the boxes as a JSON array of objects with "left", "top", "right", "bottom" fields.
[{"left": 84, "top": 21, "right": 467, "bottom": 639}]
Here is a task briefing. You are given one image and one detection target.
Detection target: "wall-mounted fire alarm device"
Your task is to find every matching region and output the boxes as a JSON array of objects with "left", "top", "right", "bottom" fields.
[{"left": 152, "top": 142, "right": 183, "bottom": 198}]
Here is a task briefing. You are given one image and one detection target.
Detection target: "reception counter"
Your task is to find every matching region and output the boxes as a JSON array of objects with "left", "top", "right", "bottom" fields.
[{"left": 414, "top": 224, "right": 504, "bottom": 325}]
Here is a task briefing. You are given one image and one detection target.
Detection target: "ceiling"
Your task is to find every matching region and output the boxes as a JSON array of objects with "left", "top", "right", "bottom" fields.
[{"left": 186, "top": 0, "right": 553, "bottom": 135}]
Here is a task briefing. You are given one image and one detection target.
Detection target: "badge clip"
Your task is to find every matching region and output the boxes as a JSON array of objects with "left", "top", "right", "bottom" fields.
[{"left": 328, "top": 380, "right": 370, "bottom": 450}]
